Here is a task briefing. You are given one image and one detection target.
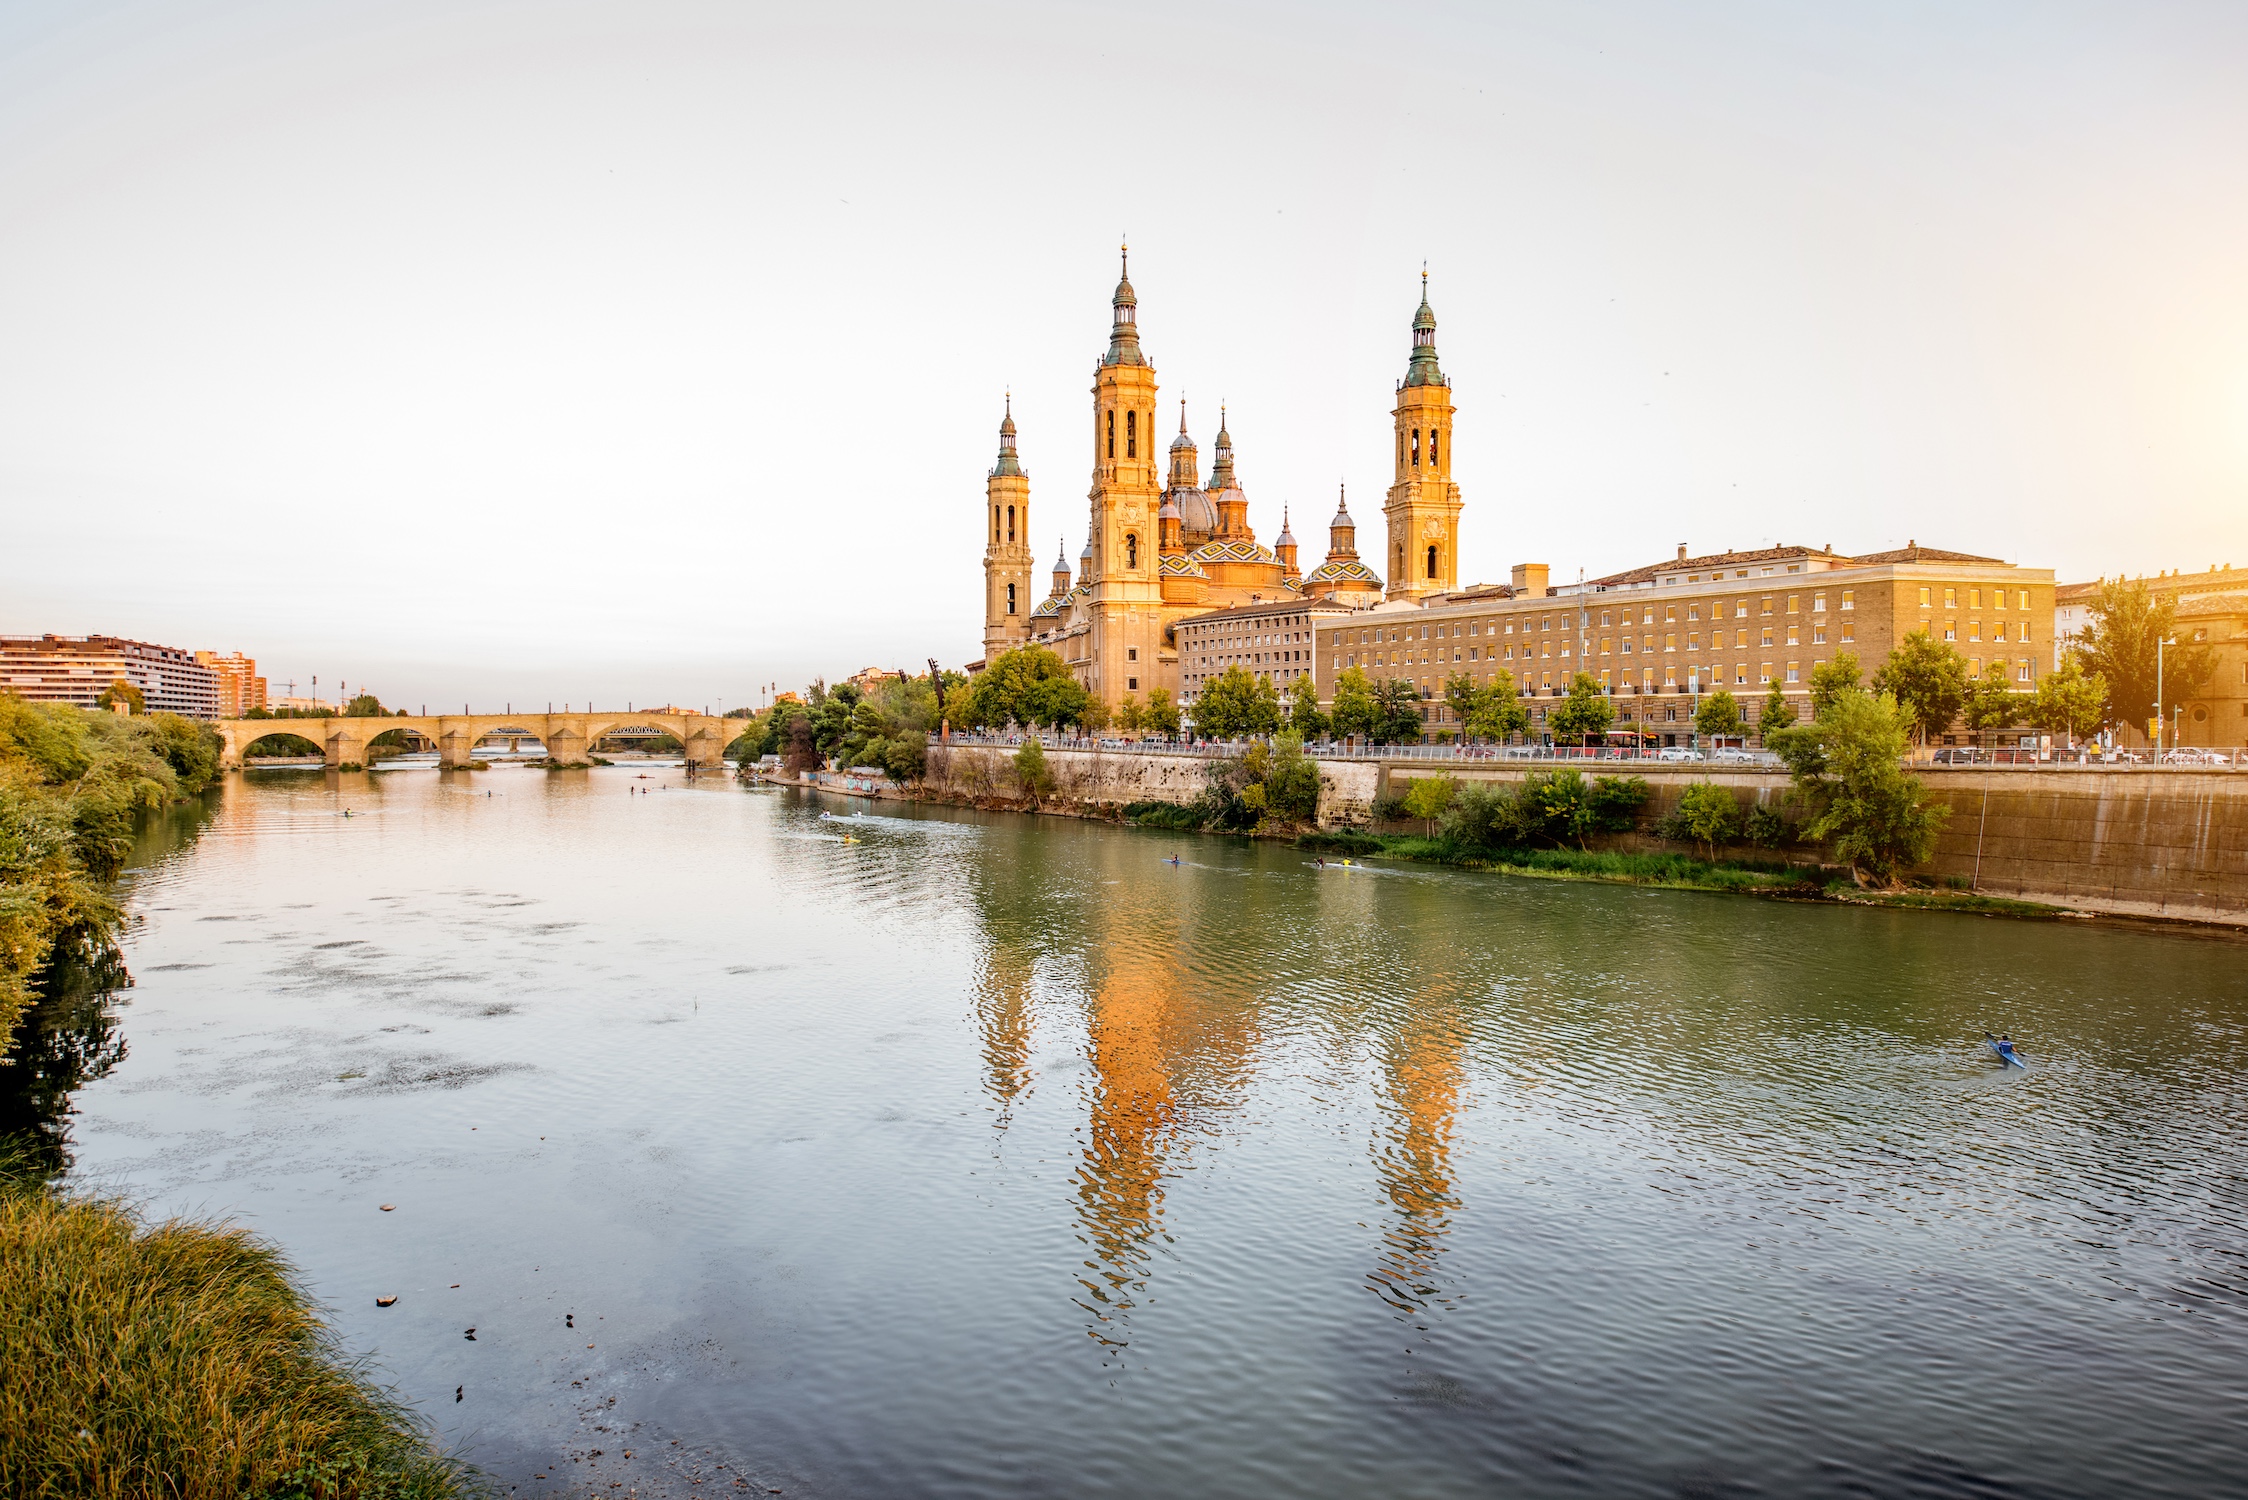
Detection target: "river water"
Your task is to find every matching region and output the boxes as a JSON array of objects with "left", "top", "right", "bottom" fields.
[{"left": 18, "top": 767, "right": 2248, "bottom": 1498}]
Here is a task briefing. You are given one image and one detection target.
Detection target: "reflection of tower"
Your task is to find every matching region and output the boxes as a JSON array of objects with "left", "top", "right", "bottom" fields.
[
  {"left": 983, "top": 396, "right": 1034, "bottom": 660},
  {"left": 1367, "top": 992, "right": 1469, "bottom": 1319},
  {"left": 1072, "top": 938, "right": 1181, "bottom": 1346},
  {"left": 974, "top": 942, "right": 1038, "bottom": 1125},
  {"left": 1385, "top": 271, "right": 1463, "bottom": 603}
]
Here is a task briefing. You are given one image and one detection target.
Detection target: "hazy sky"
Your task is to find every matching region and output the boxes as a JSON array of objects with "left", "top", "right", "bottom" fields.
[{"left": 4, "top": 0, "right": 2245, "bottom": 709}]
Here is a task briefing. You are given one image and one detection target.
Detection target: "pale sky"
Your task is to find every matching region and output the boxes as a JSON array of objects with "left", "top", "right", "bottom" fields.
[{"left": 4, "top": 0, "right": 2245, "bottom": 710}]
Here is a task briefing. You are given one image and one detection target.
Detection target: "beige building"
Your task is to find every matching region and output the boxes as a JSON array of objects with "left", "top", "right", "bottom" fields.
[
  {"left": 195, "top": 651, "right": 267, "bottom": 717},
  {"left": 2056, "top": 565, "right": 2248, "bottom": 748},
  {"left": 2, "top": 634, "right": 222, "bottom": 717},
  {"left": 1315, "top": 542, "right": 2056, "bottom": 744}
]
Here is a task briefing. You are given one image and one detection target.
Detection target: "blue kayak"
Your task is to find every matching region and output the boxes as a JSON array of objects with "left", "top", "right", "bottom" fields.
[{"left": 1986, "top": 1039, "right": 2027, "bottom": 1069}]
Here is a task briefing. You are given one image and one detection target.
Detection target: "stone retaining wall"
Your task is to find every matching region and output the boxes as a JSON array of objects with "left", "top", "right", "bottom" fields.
[{"left": 920, "top": 744, "right": 1383, "bottom": 827}]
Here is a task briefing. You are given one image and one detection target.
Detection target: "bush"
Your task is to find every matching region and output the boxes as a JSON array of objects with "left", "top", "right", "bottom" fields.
[
  {"left": 1742, "top": 803, "right": 1788, "bottom": 849},
  {"left": 1124, "top": 800, "right": 1206, "bottom": 830},
  {"left": 1298, "top": 827, "right": 1384, "bottom": 856},
  {"left": 1670, "top": 782, "right": 1740, "bottom": 857},
  {"left": 1587, "top": 775, "right": 1650, "bottom": 832},
  {"left": 1011, "top": 739, "right": 1055, "bottom": 802}
]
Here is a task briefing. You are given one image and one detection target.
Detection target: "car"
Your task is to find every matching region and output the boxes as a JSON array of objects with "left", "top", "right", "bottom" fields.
[
  {"left": 1656, "top": 747, "right": 1703, "bottom": 762},
  {"left": 2161, "top": 748, "right": 2220, "bottom": 766},
  {"left": 1710, "top": 747, "right": 1757, "bottom": 763}
]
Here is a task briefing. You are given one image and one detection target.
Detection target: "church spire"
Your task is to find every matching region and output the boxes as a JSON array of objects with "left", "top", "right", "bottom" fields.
[
  {"left": 990, "top": 391, "right": 1022, "bottom": 477},
  {"left": 1403, "top": 267, "right": 1445, "bottom": 387},
  {"left": 1102, "top": 241, "right": 1144, "bottom": 367}
]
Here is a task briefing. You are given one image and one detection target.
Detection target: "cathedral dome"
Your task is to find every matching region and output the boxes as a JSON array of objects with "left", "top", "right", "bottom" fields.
[{"left": 1177, "top": 488, "right": 1220, "bottom": 536}]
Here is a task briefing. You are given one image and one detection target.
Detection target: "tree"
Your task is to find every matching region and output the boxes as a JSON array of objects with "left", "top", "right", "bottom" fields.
[
  {"left": 343, "top": 692, "right": 388, "bottom": 718},
  {"left": 1872, "top": 631, "right": 1967, "bottom": 745},
  {"left": 1193, "top": 666, "right": 1270, "bottom": 740},
  {"left": 94, "top": 679, "right": 145, "bottom": 714},
  {"left": 1114, "top": 694, "right": 1144, "bottom": 734},
  {"left": 965, "top": 646, "right": 1088, "bottom": 731},
  {"left": 1694, "top": 689, "right": 1740, "bottom": 742},
  {"left": 1076, "top": 696, "right": 1111, "bottom": 735},
  {"left": 1374, "top": 678, "right": 1424, "bottom": 744},
  {"left": 2074, "top": 575, "right": 2215, "bottom": 739},
  {"left": 1808, "top": 653, "right": 1861, "bottom": 720},
  {"left": 1757, "top": 679, "right": 1795, "bottom": 742},
  {"left": 1287, "top": 674, "right": 1329, "bottom": 739},
  {"left": 781, "top": 713, "right": 818, "bottom": 776},
  {"left": 1402, "top": 773, "right": 1457, "bottom": 836},
  {"left": 1142, "top": 687, "right": 1181, "bottom": 738},
  {"left": 1262, "top": 732, "right": 1322, "bottom": 823},
  {"left": 1962, "top": 662, "right": 2025, "bottom": 747},
  {"left": 1012, "top": 738, "right": 1055, "bottom": 804},
  {"left": 1548, "top": 672, "right": 1614, "bottom": 746},
  {"left": 1328, "top": 667, "right": 1380, "bottom": 741},
  {"left": 2029, "top": 653, "right": 2108, "bottom": 745},
  {"left": 1446, "top": 670, "right": 1529, "bottom": 743},
  {"left": 1767, "top": 688, "right": 1949, "bottom": 886},
  {"left": 1673, "top": 782, "right": 1741, "bottom": 859}
]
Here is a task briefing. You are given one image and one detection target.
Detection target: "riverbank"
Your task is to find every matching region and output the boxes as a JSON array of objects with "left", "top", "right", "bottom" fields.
[{"left": 1293, "top": 829, "right": 2083, "bottom": 921}]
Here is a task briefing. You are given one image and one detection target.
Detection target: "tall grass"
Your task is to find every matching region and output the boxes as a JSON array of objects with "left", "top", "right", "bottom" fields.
[
  {"left": 1303, "top": 830, "right": 1821, "bottom": 893},
  {"left": 0, "top": 1172, "right": 476, "bottom": 1499}
]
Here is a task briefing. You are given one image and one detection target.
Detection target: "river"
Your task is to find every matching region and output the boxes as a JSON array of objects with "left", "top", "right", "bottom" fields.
[{"left": 14, "top": 766, "right": 2248, "bottom": 1498}]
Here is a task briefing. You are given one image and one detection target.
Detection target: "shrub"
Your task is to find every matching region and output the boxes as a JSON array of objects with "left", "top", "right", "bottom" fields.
[
  {"left": 1671, "top": 782, "right": 1740, "bottom": 857},
  {"left": 1742, "top": 803, "right": 1788, "bottom": 849},
  {"left": 1124, "top": 800, "right": 1205, "bottom": 830},
  {"left": 1587, "top": 775, "right": 1650, "bottom": 832},
  {"left": 1011, "top": 739, "right": 1055, "bottom": 803}
]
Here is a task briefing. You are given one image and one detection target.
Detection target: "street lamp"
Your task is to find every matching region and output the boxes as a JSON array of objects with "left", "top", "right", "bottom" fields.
[{"left": 2156, "top": 635, "right": 2177, "bottom": 758}]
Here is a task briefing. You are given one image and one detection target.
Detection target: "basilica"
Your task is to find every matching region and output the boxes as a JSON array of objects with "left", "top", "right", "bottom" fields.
[{"left": 977, "top": 253, "right": 1462, "bottom": 710}]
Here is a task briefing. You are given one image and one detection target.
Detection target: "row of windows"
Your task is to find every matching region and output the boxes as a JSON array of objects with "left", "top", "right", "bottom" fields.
[
  {"left": 1105, "top": 408, "right": 1148, "bottom": 461},
  {"left": 990, "top": 504, "right": 1018, "bottom": 543},
  {"left": 1336, "top": 657, "right": 2040, "bottom": 692},
  {"left": 1922, "top": 586, "right": 2031, "bottom": 611}
]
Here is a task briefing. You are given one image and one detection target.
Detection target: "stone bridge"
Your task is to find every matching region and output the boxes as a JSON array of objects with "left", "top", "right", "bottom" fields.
[{"left": 217, "top": 712, "right": 749, "bottom": 770}]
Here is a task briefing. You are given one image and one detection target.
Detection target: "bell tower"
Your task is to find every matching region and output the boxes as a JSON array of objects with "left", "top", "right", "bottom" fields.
[
  {"left": 1086, "top": 245, "right": 1164, "bottom": 704},
  {"left": 982, "top": 395, "right": 1033, "bottom": 660},
  {"left": 1385, "top": 270, "right": 1463, "bottom": 603}
]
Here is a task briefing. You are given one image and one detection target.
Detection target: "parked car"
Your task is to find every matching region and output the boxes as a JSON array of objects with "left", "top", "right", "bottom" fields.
[
  {"left": 1710, "top": 748, "right": 1757, "bottom": 763},
  {"left": 1656, "top": 747, "right": 1703, "bottom": 762},
  {"left": 2161, "top": 748, "right": 2221, "bottom": 766}
]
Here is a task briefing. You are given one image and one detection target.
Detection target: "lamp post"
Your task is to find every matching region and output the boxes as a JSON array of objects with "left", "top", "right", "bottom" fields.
[{"left": 2155, "top": 635, "right": 2176, "bottom": 758}]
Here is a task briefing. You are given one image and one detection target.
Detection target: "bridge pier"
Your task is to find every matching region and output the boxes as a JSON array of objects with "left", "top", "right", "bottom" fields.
[
  {"left": 545, "top": 724, "right": 588, "bottom": 765},
  {"left": 438, "top": 729, "right": 477, "bottom": 770},
  {"left": 326, "top": 728, "right": 367, "bottom": 770}
]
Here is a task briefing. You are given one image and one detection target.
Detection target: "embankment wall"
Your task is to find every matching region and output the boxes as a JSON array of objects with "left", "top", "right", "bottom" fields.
[{"left": 919, "top": 744, "right": 1384, "bottom": 826}]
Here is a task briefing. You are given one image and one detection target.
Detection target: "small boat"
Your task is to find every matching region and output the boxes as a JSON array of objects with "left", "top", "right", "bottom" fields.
[{"left": 1985, "top": 1037, "right": 2027, "bottom": 1069}]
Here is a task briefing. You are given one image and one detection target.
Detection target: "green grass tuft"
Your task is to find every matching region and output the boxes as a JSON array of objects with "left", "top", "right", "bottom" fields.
[{"left": 0, "top": 1168, "right": 480, "bottom": 1499}]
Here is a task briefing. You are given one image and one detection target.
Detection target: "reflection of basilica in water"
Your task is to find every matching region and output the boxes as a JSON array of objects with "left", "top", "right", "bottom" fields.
[{"left": 966, "top": 832, "right": 1470, "bottom": 1345}]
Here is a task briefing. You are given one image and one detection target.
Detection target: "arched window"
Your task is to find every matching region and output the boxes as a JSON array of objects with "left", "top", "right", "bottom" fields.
[
  {"left": 1107, "top": 411, "right": 1115, "bottom": 459},
  {"left": 1007, "top": 505, "right": 1015, "bottom": 542},
  {"left": 1431, "top": 430, "right": 1440, "bottom": 469},
  {"left": 1127, "top": 409, "right": 1137, "bottom": 458},
  {"left": 1412, "top": 429, "right": 1421, "bottom": 467},
  {"left": 1126, "top": 533, "right": 1139, "bottom": 568},
  {"left": 1007, "top": 583, "right": 1017, "bottom": 614},
  {"left": 1427, "top": 544, "right": 1439, "bottom": 579},
  {"left": 1397, "top": 433, "right": 1405, "bottom": 470},
  {"left": 993, "top": 506, "right": 1000, "bottom": 542},
  {"left": 1397, "top": 543, "right": 1405, "bottom": 576}
]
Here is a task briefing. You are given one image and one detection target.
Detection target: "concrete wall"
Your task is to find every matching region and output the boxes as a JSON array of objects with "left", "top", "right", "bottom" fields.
[
  {"left": 1380, "top": 761, "right": 2248, "bottom": 925},
  {"left": 921, "top": 744, "right": 1382, "bottom": 827}
]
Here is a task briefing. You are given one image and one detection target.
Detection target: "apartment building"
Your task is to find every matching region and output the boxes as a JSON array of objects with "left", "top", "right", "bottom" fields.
[
  {"left": 1, "top": 635, "right": 222, "bottom": 718},
  {"left": 194, "top": 651, "right": 267, "bottom": 717}
]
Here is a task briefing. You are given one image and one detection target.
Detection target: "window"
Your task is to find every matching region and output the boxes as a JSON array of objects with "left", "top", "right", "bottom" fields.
[
  {"left": 1944, "top": 588, "right": 1957, "bottom": 609},
  {"left": 1786, "top": 625, "right": 1798, "bottom": 646},
  {"left": 1813, "top": 592, "right": 1825, "bottom": 613},
  {"left": 1398, "top": 543, "right": 1405, "bottom": 576},
  {"left": 1126, "top": 409, "right": 1137, "bottom": 458},
  {"left": 1944, "top": 620, "right": 1956, "bottom": 641},
  {"left": 1426, "top": 544, "right": 1438, "bottom": 579},
  {"left": 1760, "top": 628, "right": 1773, "bottom": 647},
  {"left": 1126, "top": 647, "right": 1138, "bottom": 661},
  {"left": 1007, "top": 505, "right": 1016, "bottom": 542},
  {"left": 1126, "top": 534, "right": 1138, "bottom": 568},
  {"left": 1665, "top": 605, "right": 1677, "bottom": 623},
  {"left": 1412, "top": 429, "right": 1421, "bottom": 467},
  {"left": 1841, "top": 622, "right": 1854, "bottom": 643},
  {"left": 1786, "top": 663, "right": 1799, "bottom": 683},
  {"left": 1006, "top": 583, "right": 1016, "bottom": 614},
  {"left": 1760, "top": 664, "right": 1773, "bottom": 683},
  {"left": 1812, "top": 629, "right": 1825, "bottom": 645},
  {"left": 1128, "top": 677, "right": 1138, "bottom": 690},
  {"left": 1106, "top": 411, "right": 1114, "bottom": 459},
  {"left": 1688, "top": 603, "right": 1700, "bottom": 621},
  {"left": 1841, "top": 590, "right": 1854, "bottom": 611},
  {"left": 2018, "top": 589, "right": 2031, "bottom": 611},
  {"left": 1918, "top": 587, "right": 1931, "bottom": 608},
  {"left": 1969, "top": 620, "right": 1981, "bottom": 641},
  {"left": 1665, "top": 634, "right": 1677, "bottom": 652},
  {"left": 1431, "top": 430, "right": 1440, "bottom": 468},
  {"left": 1787, "top": 595, "right": 1799, "bottom": 614},
  {"left": 1969, "top": 587, "right": 1981, "bottom": 608},
  {"left": 1600, "top": 611, "right": 1612, "bottom": 627},
  {"left": 1761, "top": 597, "right": 1774, "bottom": 615},
  {"left": 993, "top": 506, "right": 1001, "bottom": 541},
  {"left": 1993, "top": 589, "right": 2006, "bottom": 612},
  {"left": 2017, "top": 659, "right": 2031, "bottom": 684},
  {"left": 1689, "top": 633, "right": 1701, "bottom": 650},
  {"left": 1734, "top": 600, "right": 1748, "bottom": 618}
]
